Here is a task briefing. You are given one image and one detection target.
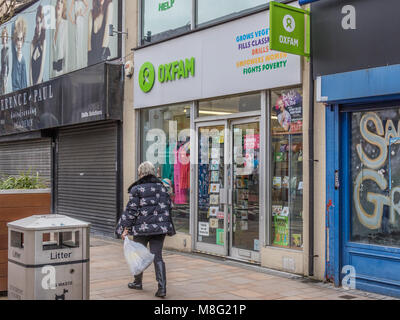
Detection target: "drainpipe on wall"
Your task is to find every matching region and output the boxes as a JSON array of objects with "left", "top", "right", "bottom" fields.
[{"left": 308, "top": 26, "right": 315, "bottom": 277}]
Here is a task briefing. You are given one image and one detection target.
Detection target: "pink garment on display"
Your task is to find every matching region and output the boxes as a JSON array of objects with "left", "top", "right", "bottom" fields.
[{"left": 174, "top": 143, "right": 190, "bottom": 204}]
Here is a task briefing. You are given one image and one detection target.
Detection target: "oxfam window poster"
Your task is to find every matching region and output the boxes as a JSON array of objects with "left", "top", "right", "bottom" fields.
[{"left": 273, "top": 89, "right": 302, "bottom": 133}]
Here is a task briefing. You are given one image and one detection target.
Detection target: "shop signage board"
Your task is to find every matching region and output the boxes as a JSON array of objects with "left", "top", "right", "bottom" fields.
[
  {"left": 133, "top": 3, "right": 301, "bottom": 108},
  {"left": 0, "top": 63, "right": 123, "bottom": 136},
  {"left": 312, "top": 0, "right": 400, "bottom": 78},
  {"left": 269, "top": 2, "right": 310, "bottom": 57}
]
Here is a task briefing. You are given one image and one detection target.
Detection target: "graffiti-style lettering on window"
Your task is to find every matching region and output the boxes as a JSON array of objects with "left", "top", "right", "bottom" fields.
[{"left": 351, "top": 110, "right": 400, "bottom": 247}]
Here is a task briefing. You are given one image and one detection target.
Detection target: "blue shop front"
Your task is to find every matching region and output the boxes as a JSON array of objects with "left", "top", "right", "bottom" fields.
[{"left": 312, "top": 0, "right": 400, "bottom": 297}]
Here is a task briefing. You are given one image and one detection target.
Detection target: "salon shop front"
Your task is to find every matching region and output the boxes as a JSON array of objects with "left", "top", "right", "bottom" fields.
[{"left": 133, "top": 3, "right": 311, "bottom": 275}]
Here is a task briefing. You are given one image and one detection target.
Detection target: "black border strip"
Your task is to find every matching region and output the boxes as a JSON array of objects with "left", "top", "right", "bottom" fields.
[{"left": 8, "top": 259, "right": 90, "bottom": 269}]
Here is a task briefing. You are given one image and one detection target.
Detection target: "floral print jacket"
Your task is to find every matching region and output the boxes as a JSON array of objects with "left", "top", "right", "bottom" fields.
[{"left": 116, "top": 175, "right": 176, "bottom": 237}]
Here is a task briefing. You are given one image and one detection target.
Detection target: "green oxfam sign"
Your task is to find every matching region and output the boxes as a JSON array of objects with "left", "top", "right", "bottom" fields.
[
  {"left": 139, "top": 57, "right": 195, "bottom": 93},
  {"left": 139, "top": 62, "right": 156, "bottom": 93},
  {"left": 269, "top": 2, "right": 310, "bottom": 57}
]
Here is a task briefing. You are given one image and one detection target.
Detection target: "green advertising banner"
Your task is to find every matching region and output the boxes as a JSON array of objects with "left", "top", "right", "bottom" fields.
[{"left": 269, "top": 2, "right": 310, "bottom": 57}]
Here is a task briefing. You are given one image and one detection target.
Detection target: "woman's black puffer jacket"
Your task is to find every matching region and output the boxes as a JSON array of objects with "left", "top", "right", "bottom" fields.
[{"left": 116, "top": 174, "right": 176, "bottom": 237}]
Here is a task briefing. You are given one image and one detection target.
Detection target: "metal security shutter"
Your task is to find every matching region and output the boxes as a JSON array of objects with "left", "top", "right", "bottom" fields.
[
  {"left": 0, "top": 139, "right": 51, "bottom": 184},
  {"left": 56, "top": 123, "right": 118, "bottom": 235}
]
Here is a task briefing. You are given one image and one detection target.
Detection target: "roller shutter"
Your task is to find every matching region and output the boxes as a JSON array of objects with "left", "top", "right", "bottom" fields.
[
  {"left": 0, "top": 139, "right": 52, "bottom": 185},
  {"left": 56, "top": 123, "right": 118, "bottom": 235}
]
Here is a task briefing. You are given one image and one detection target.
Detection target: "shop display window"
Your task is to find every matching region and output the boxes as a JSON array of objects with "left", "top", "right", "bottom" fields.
[
  {"left": 141, "top": 0, "right": 192, "bottom": 45},
  {"left": 270, "top": 88, "right": 303, "bottom": 250},
  {"left": 140, "top": 104, "right": 191, "bottom": 234},
  {"left": 350, "top": 109, "right": 400, "bottom": 247},
  {"left": 197, "top": 0, "right": 268, "bottom": 27},
  {"left": 198, "top": 93, "right": 261, "bottom": 117}
]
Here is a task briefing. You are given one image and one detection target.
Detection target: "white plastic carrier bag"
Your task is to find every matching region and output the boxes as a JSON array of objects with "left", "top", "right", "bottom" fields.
[{"left": 123, "top": 237, "right": 155, "bottom": 276}]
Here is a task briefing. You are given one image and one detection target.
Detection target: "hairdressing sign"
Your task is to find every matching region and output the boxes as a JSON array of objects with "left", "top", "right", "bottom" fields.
[
  {"left": 0, "top": 63, "right": 123, "bottom": 136},
  {"left": 134, "top": 2, "right": 301, "bottom": 108}
]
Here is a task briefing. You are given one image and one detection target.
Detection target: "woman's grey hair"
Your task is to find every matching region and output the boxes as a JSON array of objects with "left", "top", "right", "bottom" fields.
[{"left": 138, "top": 161, "right": 156, "bottom": 178}]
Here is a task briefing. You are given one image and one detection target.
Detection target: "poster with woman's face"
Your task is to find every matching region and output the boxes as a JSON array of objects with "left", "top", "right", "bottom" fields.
[
  {"left": 0, "top": 24, "right": 11, "bottom": 95},
  {"left": 31, "top": 0, "right": 50, "bottom": 85},
  {"left": 273, "top": 89, "right": 303, "bottom": 133},
  {"left": 1, "top": 0, "right": 48, "bottom": 94},
  {"left": 0, "top": 0, "right": 119, "bottom": 96},
  {"left": 50, "top": 0, "right": 119, "bottom": 77},
  {"left": 87, "top": 0, "right": 112, "bottom": 65}
]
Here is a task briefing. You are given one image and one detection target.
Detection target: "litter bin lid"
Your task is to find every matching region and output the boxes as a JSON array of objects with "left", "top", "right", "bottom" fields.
[{"left": 7, "top": 214, "right": 90, "bottom": 231}]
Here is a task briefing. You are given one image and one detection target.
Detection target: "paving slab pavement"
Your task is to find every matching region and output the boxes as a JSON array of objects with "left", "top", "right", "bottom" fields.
[
  {"left": 0, "top": 236, "right": 396, "bottom": 301},
  {"left": 88, "top": 236, "right": 397, "bottom": 301}
]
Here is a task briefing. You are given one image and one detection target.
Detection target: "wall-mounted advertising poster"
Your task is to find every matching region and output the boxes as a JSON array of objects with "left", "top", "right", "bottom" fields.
[{"left": 0, "top": 0, "right": 120, "bottom": 96}]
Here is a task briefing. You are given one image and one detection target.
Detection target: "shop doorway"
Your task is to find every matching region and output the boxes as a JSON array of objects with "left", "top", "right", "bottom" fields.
[
  {"left": 195, "top": 118, "right": 261, "bottom": 262},
  {"left": 340, "top": 108, "right": 400, "bottom": 297}
]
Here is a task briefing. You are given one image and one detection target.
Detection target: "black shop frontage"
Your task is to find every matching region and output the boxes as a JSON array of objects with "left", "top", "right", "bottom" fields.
[{"left": 0, "top": 62, "right": 124, "bottom": 235}]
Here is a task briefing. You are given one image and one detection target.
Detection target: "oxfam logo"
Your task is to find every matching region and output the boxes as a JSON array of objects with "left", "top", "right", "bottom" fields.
[
  {"left": 139, "top": 62, "right": 155, "bottom": 93},
  {"left": 283, "top": 14, "right": 295, "bottom": 33}
]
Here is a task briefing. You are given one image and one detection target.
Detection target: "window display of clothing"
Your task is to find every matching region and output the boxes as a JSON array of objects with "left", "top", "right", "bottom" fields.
[
  {"left": 162, "top": 142, "right": 175, "bottom": 184},
  {"left": 174, "top": 143, "right": 190, "bottom": 204}
]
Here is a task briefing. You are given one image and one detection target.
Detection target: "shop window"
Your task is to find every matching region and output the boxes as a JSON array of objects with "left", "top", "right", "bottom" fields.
[
  {"left": 198, "top": 93, "right": 261, "bottom": 117},
  {"left": 350, "top": 109, "right": 400, "bottom": 247},
  {"left": 197, "top": 0, "right": 268, "bottom": 27},
  {"left": 141, "top": 0, "right": 192, "bottom": 45},
  {"left": 140, "top": 104, "right": 191, "bottom": 234},
  {"left": 270, "top": 88, "right": 303, "bottom": 250}
]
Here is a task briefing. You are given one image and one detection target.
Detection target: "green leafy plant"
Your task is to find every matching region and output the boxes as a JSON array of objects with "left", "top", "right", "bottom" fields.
[{"left": 0, "top": 170, "right": 48, "bottom": 190}]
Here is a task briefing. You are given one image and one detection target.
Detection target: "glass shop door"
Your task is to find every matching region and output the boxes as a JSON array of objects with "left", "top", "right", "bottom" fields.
[
  {"left": 229, "top": 119, "right": 261, "bottom": 262},
  {"left": 194, "top": 118, "right": 261, "bottom": 262},
  {"left": 195, "top": 121, "right": 229, "bottom": 256}
]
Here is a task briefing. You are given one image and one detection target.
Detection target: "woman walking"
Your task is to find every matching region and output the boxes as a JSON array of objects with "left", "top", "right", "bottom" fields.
[{"left": 116, "top": 161, "right": 175, "bottom": 298}]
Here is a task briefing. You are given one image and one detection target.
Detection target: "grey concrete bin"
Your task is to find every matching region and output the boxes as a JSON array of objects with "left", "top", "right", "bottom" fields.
[{"left": 7, "top": 215, "right": 90, "bottom": 300}]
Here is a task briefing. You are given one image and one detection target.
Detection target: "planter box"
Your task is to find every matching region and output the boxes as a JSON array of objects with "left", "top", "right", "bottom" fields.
[{"left": 0, "top": 189, "right": 51, "bottom": 293}]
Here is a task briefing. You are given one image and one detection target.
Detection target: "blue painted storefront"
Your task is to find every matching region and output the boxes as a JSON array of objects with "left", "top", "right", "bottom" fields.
[{"left": 323, "top": 64, "right": 400, "bottom": 298}]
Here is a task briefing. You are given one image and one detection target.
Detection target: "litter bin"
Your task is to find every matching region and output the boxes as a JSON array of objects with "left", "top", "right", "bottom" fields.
[{"left": 7, "top": 215, "right": 90, "bottom": 300}]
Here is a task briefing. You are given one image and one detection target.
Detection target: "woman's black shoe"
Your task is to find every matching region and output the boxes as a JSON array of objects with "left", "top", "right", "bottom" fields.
[{"left": 128, "top": 273, "right": 143, "bottom": 290}]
